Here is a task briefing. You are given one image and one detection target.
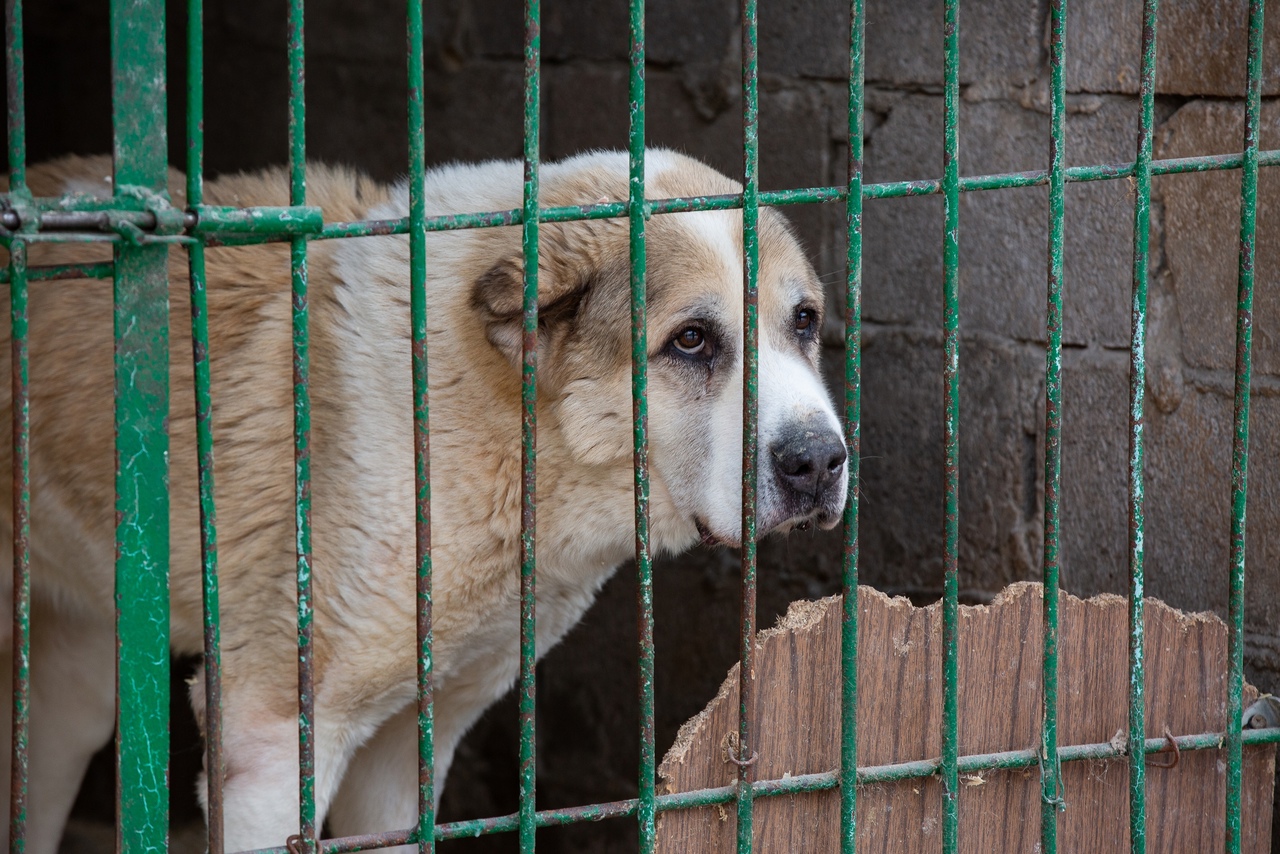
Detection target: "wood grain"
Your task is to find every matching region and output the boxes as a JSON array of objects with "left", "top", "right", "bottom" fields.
[{"left": 655, "top": 583, "right": 1276, "bottom": 852}]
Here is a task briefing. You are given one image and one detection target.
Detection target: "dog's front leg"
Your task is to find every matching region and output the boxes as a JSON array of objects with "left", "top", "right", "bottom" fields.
[
  {"left": 328, "top": 695, "right": 475, "bottom": 851},
  {"left": 0, "top": 599, "right": 116, "bottom": 854},
  {"left": 210, "top": 687, "right": 357, "bottom": 852}
]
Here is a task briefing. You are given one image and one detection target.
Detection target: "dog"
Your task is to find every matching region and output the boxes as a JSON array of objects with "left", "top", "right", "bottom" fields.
[{"left": 0, "top": 149, "right": 847, "bottom": 852}]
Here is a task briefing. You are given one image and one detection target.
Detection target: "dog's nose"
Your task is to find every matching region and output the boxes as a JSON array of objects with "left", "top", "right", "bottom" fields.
[{"left": 771, "top": 428, "right": 847, "bottom": 499}]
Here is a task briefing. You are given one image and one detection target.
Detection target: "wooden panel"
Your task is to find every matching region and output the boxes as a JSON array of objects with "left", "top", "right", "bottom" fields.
[{"left": 655, "top": 583, "right": 1276, "bottom": 852}]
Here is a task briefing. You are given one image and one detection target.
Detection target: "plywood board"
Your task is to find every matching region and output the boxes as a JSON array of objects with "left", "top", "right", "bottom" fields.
[{"left": 655, "top": 583, "right": 1276, "bottom": 853}]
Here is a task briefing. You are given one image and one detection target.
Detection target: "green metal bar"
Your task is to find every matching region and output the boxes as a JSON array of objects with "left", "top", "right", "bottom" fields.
[
  {"left": 186, "top": 1, "right": 225, "bottom": 851},
  {"left": 736, "top": 0, "right": 760, "bottom": 850},
  {"left": 5, "top": 3, "right": 28, "bottom": 848},
  {"left": 1040, "top": 0, "right": 1067, "bottom": 850},
  {"left": 0, "top": 204, "right": 318, "bottom": 235},
  {"left": 626, "top": 0, "right": 655, "bottom": 851},
  {"left": 405, "top": 0, "right": 435, "bottom": 851},
  {"left": 192, "top": 206, "right": 323, "bottom": 235},
  {"left": 243, "top": 723, "right": 1280, "bottom": 853},
  {"left": 110, "top": 1, "right": 172, "bottom": 851},
  {"left": 11, "top": 147, "right": 1280, "bottom": 246},
  {"left": 518, "top": 0, "right": 541, "bottom": 848},
  {"left": 5, "top": 0, "right": 23, "bottom": 194},
  {"left": 13, "top": 147, "right": 1275, "bottom": 248},
  {"left": 840, "top": 0, "right": 865, "bottom": 851},
  {"left": 10, "top": 234, "right": 193, "bottom": 246},
  {"left": 1225, "top": 2, "right": 1265, "bottom": 850},
  {"left": 6, "top": 239, "right": 27, "bottom": 854},
  {"left": 0, "top": 262, "right": 112, "bottom": 284},
  {"left": 940, "top": 0, "right": 961, "bottom": 849},
  {"left": 286, "top": 0, "right": 316, "bottom": 849},
  {"left": 1127, "top": 2, "right": 1158, "bottom": 851}
]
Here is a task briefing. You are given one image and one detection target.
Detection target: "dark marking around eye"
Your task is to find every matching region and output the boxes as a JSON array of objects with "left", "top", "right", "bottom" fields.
[
  {"left": 674, "top": 327, "right": 706, "bottom": 355},
  {"left": 793, "top": 305, "right": 820, "bottom": 344},
  {"left": 660, "top": 319, "right": 723, "bottom": 372}
]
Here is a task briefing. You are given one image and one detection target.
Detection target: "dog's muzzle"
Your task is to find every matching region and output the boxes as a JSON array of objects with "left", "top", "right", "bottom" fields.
[{"left": 769, "top": 418, "right": 847, "bottom": 523}]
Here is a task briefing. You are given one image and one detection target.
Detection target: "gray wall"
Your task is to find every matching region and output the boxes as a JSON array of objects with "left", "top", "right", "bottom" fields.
[{"left": 20, "top": 1, "right": 1280, "bottom": 852}]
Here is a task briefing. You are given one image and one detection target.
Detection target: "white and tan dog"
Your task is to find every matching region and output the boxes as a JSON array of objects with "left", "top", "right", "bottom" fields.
[{"left": 0, "top": 150, "right": 846, "bottom": 852}]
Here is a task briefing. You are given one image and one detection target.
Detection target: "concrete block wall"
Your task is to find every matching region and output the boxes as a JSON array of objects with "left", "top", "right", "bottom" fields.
[{"left": 17, "top": 1, "right": 1280, "bottom": 851}]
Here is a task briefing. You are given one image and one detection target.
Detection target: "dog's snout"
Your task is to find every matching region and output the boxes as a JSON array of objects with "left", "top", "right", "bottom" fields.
[{"left": 771, "top": 428, "right": 847, "bottom": 498}]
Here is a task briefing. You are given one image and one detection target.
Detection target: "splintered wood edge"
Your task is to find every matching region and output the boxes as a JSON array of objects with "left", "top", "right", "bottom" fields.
[
  {"left": 659, "top": 596, "right": 838, "bottom": 782},
  {"left": 658, "top": 588, "right": 918, "bottom": 786},
  {"left": 657, "top": 582, "right": 1241, "bottom": 791}
]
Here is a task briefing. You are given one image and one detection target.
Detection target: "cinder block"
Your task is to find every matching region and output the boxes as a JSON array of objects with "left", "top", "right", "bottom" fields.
[
  {"left": 1058, "top": 352, "right": 1131, "bottom": 597},
  {"left": 1066, "top": 0, "right": 1280, "bottom": 96},
  {"left": 1156, "top": 100, "right": 1280, "bottom": 375},
  {"left": 857, "top": 328, "right": 1044, "bottom": 595},
  {"left": 857, "top": 95, "right": 1136, "bottom": 348},
  {"left": 1056, "top": 350, "right": 1280, "bottom": 648},
  {"left": 862, "top": 0, "right": 1041, "bottom": 87}
]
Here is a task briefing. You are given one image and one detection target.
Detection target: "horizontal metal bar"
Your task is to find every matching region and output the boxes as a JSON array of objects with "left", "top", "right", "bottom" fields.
[
  {"left": 0, "top": 261, "right": 113, "bottom": 283},
  {"left": 192, "top": 205, "right": 323, "bottom": 235},
  {"left": 18, "top": 209, "right": 189, "bottom": 231},
  {"left": 7, "top": 232, "right": 195, "bottom": 245},
  {"left": 0, "top": 204, "right": 322, "bottom": 235},
  {"left": 9, "top": 147, "right": 1280, "bottom": 247},
  {"left": 236, "top": 725, "right": 1280, "bottom": 854}
]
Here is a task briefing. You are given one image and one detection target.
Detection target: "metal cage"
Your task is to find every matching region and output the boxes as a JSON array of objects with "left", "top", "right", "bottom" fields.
[{"left": 3, "top": 0, "right": 1278, "bottom": 852}]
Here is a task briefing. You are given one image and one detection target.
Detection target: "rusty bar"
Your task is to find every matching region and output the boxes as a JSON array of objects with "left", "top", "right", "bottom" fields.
[
  {"left": 406, "top": 0, "right": 435, "bottom": 850},
  {"left": 7, "top": 238, "right": 28, "bottom": 854},
  {"left": 517, "top": 0, "right": 541, "bottom": 848},
  {"left": 286, "top": 0, "right": 316, "bottom": 849},
  {"left": 735, "top": 0, "right": 761, "bottom": 849},
  {"left": 840, "top": 0, "right": 865, "bottom": 849}
]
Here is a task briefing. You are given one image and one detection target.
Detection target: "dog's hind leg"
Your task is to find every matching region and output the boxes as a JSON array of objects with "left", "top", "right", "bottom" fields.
[{"left": 0, "top": 596, "right": 116, "bottom": 854}]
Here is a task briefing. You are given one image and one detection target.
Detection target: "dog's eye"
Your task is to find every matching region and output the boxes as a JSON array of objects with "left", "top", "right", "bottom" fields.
[
  {"left": 795, "top": 308, "right": 817, "bottom": 334},
  {"left": 674, "top": 327, "right": 707, "bottom": 355}
]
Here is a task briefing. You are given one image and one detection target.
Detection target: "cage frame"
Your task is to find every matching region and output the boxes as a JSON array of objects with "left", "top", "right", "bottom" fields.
[{"left": 3, "top": 0, "right": 1280, "bottom": 852}]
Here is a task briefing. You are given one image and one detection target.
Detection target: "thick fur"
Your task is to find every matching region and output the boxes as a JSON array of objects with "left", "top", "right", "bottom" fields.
[{"left": 0, "top": 150, "right": 846, "bottom": 852}]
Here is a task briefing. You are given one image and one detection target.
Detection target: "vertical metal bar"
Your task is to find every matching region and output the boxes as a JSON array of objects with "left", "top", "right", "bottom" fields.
[
  {"left": 1225, "top": 2, "right": 1265, "bottom": 851},
  {"left": 736, "top": 0, "right": 760, "bottom": 850},
  {"left": 518, "top": 0, "right": 541, "bottom": 847},
  {"left": 186, "top": 1, "right": 224, "bottom": 852},
  {"left": 1126, "top": 3, "right": 1158, "bottom": 851},
  {"left": 4, "top": 0, "right": 23, "bottom": 194},
  {"left": 940, "top": 0, "right": 961, "bottom": 850},
  {"left": 6, "top": 239, "right": 27, "bottom": 854},
  {"left": 1040, "top": 0, "right": 1067, "bottom": 850},
  {"left": 406, "top": 0, "right": 435, "bottom": 851},
  {"left": 4, "top": 3, "right": 28, "bottom": 852},
  {"left": 287, "top": 0, "right": 316, "bottom": 849},
  {"left": 110, "top": 1, "right": 172, "bottom": 851},
  {"left": 627, "top": 0, "right": 655, "bottom": 850},
  {"left": 839, "top": 0, "right": 865, "bottom": 850}
]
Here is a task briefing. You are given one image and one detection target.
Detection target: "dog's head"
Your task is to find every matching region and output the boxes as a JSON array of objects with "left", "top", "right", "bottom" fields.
[{"left": 473, "top": 150, "right": 847, "bottom": 550}]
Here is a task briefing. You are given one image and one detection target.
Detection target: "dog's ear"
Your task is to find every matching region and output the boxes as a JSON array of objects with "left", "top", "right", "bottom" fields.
[
  {"left": 472, "top": 223, "right": 621, "bottom": 377},
  {"left": 473, "top": 222, "right": 635, "bottom": 466}
]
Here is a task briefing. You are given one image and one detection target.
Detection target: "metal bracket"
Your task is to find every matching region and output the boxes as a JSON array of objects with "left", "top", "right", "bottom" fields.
[
  {"left": 116, "top": 184, "right": 186, "bottom": 237},
  {"left": 1, "top": 187, "right": 37, "bottom": 238}
]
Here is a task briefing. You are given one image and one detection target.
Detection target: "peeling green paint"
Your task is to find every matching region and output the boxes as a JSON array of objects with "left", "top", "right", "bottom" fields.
[
  {"left": 110, "top": 1, "right": 172, "bottom": 852},
  {"left": 7, "top": 1, "right": 1271, "bottom": 850}
]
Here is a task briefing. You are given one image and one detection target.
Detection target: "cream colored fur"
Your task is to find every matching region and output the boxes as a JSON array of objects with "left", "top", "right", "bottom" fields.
[{"left": 0, "top": 150, "right": 846, "bottom": 852}]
